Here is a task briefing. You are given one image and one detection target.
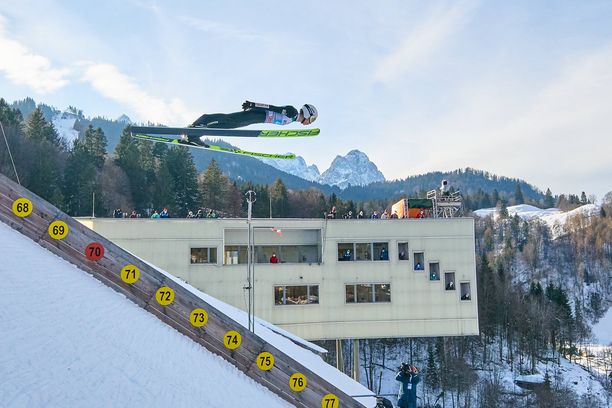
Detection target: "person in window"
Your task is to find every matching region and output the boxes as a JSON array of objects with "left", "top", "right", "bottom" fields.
[
  {"left": 380, "top": 248, "right": 389, "bottom": 260},
  {"left": 430, "top": 271, "right": 438, "bottom": 280},
  {"left": 343, "top": 249, "right": 352, "bottom": 261},
  {"left": 446, "top": 281, "right": 455, "bottom": 290},
  {"left": 415, "top": 262, "right": 423, "bottom": 270},
  {"left": 399, "top": 251, "right": 407, "bottom": 260},
  {"left": 269, "top": 253, "right": 279, "bottom": 264},
  {"left": 461, "top": 291, "right": 471, "bottom": 300}
]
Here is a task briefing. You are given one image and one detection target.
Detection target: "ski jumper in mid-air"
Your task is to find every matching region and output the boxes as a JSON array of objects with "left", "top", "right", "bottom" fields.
[{"left": 181, "top": 101, "right": 318, "bottom": 146}]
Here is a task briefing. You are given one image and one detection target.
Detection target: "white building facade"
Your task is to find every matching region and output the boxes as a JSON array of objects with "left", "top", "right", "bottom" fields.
[{"left": 79, "top": 217, "right": 479, "bottom": 341}]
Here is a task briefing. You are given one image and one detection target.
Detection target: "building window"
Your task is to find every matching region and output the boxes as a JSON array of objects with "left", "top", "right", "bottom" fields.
[
  {"left": 338, "top": 243, "right": 353, "bottom": 261},
  {"left": 274, "top": 285, "right": 319, "bottom": 305},
  {"left": 460, "top": 282, "right": 471, "bottom": 301},
  {"left": 225, "top": 245, "right": 320, "bottom": 264},
  {"left": 398, "top": 242, "right": 409, "bottom": 261},
  {"left": 345, "top": 283, "right": 391, "bottom": 303},
  {"left": 374, "top": 242, "right": 389, "bottom": 261},
  {"left": 374, "top": 284, "right": 391, "bottom": 302},
  {"left": 191, "top": 247, "right": 218, "bottom": 264},
  {"left": 224, "top": 246, "right": 248, "bottom": 264},
  {"left": 338, "top": 242, "right": 390, "bottom": 262},
  {"left": 445, "top": 272, "right": 456, "bottom": 290},
  {"left": 429, "top": 262, "right": 440, "bottom": 281},
  {"left": 414, "top": 252, "right": 425, "bottom": 271},
  {"left": 355, "top": 243, "right": 371, "bottom": 261}
]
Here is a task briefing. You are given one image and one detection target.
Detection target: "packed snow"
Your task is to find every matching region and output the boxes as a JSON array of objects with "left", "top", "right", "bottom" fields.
[
  {"left": 0, "top": 221, "right": 373, "bottom": 407},
  {"left": 473, "top": 203, "right": 601, "bottom": 239},
  {"left": 51, "top": 111, "right": 79, "bottom": 145}
]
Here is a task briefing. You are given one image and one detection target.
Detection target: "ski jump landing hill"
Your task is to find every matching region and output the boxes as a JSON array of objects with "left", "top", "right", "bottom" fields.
[{"left": 0, "top": 173, "right": 366, "bottom": 408}]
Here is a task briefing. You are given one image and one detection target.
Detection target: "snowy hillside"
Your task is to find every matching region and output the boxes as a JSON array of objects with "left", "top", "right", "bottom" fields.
[
  {"left": 51, "top": 111, "right": 79, "bottom": 145},
  {"left": 0, "top": 221, "right": 374, "bottom": 407},
  {"left": 474, "top": 204, "right": 601, "bottom": 238}
]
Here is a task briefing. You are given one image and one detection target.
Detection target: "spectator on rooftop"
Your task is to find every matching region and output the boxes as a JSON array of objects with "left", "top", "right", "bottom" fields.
[
  {"left": 160, "top": 208, "right": 170, "bottom": 218},
  {"left": 151, "top": 210, "right": 160, "bottom": 219},
  {"left": 371, "top": 210, "right": 380, "bottom": 219}
]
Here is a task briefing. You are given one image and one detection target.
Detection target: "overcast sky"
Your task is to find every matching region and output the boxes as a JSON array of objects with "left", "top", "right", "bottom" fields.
[{"left": 1, "top": 1, "right": 611, "bottom": 199}]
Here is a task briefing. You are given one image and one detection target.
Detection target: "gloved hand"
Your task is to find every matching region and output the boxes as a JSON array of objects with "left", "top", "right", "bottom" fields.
[{"left": 242, "top": 100, "right": 253, "bottom": 111}]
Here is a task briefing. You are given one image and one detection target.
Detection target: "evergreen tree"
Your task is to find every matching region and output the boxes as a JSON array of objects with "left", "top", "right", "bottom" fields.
[
  {"left": 0, "top": 98, "right": 23, "bottom": 125},
  {"left": 580, "top": 191, "right": 588, "bottom": 204},
  {"left": 199, "top": 159, "right": 228, "bottom": 211},
  {"left": 22, "top": 108, "right": 65, "bottom": 204},
  {"left": 498, "top": 201, "right": 509, "bottom": 218},
  {"left": 270, "top": 178, "right": 290, "bottom": 217},
  {"left": 491, "top": 189, "right": 500, "bottom": 206},
  {"left": 514, "top": 183, "right": 524, "bottom": 205},
  {"left": 165, "top": 147, "right": 200, "bottom": 216},
  {"left": 544, "top": 188, "right": 555, "bottom": 208},
  {"left": 82, "top": 125, "right": 107, "bottom": 168},
  {"left": 63, "top": 139, "right": 98, "bottom": 215},
  {"left": 25, "top": 108, "right": 60, "bottom": 146}
]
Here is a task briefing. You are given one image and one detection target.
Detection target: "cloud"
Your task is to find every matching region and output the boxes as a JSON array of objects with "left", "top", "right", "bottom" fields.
[
  {"left": 377, "top": 43, "right": 612, "bottom": 198},
  {"left": 79, "top": 62, "right": 197, "bottom": 125},
  {"left": 372, "top": 1, "right": 477, "bottom": 84},
  {"left": 0, "top": 15, "right": 70, "bottom": 93}
]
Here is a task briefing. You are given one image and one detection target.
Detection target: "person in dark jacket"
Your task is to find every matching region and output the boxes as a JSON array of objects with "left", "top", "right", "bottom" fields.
[
  {"left": 396, "top": 363, "right": 420, "bottom": 408},
  {"left": 191, "top": 101, "right": 317, "bottom": 129}
]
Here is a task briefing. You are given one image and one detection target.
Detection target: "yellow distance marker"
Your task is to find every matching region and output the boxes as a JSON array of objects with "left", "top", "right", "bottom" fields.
[
  {"left": 120, "top": 264, "right": 140, "bottom": 284},
  {"left": 289, "top": 373, "right": 307, "bottom": 392},
  {"left": 322, "top": 394, "right": 339, "bottom": 408},
  {"left": 224, "top": 330, "right": 242, "bottom": 350},
  {"left": 256, "top": 352, "right": 275, "bottom": 371},
  {"left": 190, "top": 308, "right": 208, "bottom": 327},
  {"left": 156, "top": 286, "right": 175, "bottom": 306},
  {"left": 12, "top": 198, "right": 33, "bottom": 217},
  {"left": 48, "top": 220, "right": 69, "bottom": 240}
]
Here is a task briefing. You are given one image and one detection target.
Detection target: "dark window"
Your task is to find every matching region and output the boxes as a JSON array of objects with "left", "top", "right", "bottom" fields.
[
  {"left": 374, "top": 284, "right": 391, "bottom": 302},
  {"left": 460, "top": 282, "right": 471, "bottom": 301},
  {"left": 355, "top": 243, "right": 371, "bottom": 261},
  {"left": 398, "top": 242, "right": 409, "bottom": 261},
  {"left": 346, "top": 284, "right": 391, "bottom": 303},
  {"left": 429, "top": 262, "right": 440, "bottom": 281},
  {"left": 338, "top": 243, "right": 353, "bottom": 261},
  {"left": 374, "top": 242, "right": 389, "bottom": 261},
  {"left": 191, "top": 247, "right": 217, "bottom": 264},
  {"left": 414, "top": 252, "right": 425, "bottom": 271},
  {"left": 445, "top": 272, "right": 456, "bottom": 290}
]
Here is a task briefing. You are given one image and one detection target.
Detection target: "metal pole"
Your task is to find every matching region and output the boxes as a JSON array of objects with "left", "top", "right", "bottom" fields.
[
  {"left": 92, "top": 192, "right": 95, "bottom": 218},
  {"left": 245, "top": 190, "right": 256, "bottom": 332}
]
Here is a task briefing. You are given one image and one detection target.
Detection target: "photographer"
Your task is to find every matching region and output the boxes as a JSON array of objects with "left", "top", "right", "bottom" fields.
[{"left": 395, "top": 363, "right": 420, "bottom": 408}]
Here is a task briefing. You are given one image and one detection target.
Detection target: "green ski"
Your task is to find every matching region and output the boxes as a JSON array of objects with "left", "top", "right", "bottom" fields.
[
  {"left": 132, "top": 133, "right": 296, "bottom": 160},
  {"left": 129, "top": 125, "right": 319, "bottom": 138}
]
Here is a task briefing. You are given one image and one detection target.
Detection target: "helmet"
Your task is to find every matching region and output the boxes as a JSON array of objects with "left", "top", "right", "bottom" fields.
[{"left": 301, "top": 104, "right": 318, "bottom": 122}]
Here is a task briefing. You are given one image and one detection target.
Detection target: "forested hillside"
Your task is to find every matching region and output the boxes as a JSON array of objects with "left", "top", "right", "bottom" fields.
[
  {"left": 4, "top": 98, "right": 583, "bottom": 212},
  {"left": 317, "top": 204, "right": 612, "bottom": 407}
]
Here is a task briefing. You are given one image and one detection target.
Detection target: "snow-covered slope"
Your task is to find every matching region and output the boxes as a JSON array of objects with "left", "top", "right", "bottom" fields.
[
  {"left": 0, "top": 221, "right": 374, "bottom": 407},
  {"left": 319, "top": 150, "right": 385, "bottom": 189},
  {"left": 52, "top": 111, "right": 79, "bottom": 145},
  {"left": 259, "top": 155, "right": 321, "bottom": 182},
  {"left": 473, "top": 204, "right": 601, "bottom": 238},
  {"left": 258, "top": 149, "right": 385, "bottom": 188}
]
